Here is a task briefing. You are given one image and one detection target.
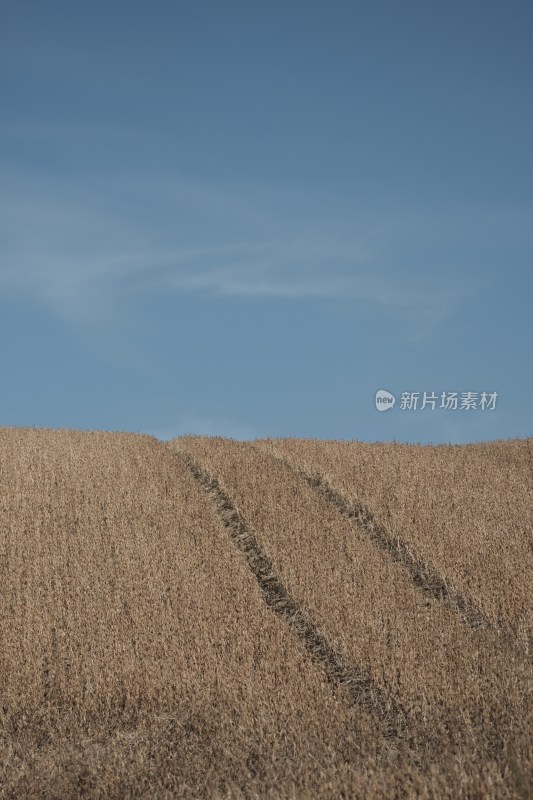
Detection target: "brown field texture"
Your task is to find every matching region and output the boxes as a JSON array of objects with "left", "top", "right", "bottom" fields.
[{"left": 0, "top": 428, "right": 531, "bottom": 798}]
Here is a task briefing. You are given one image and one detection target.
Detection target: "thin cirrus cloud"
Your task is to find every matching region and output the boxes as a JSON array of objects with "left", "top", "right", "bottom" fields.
[
  {"left": 0, "top": 173, "right": 467, "bottom": 327},
  {"left": 166, "top": 252, "right": 457, "bottom": 313},
  {"left": 1, "top": 236, "right": 461, "bottom": 328}
]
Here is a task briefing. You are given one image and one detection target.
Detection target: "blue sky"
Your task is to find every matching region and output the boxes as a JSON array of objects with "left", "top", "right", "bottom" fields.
[{"left": 1, "top": 0, "right": 532, "bottom": 443}]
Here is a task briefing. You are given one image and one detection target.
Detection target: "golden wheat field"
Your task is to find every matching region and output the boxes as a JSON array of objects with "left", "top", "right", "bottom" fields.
[{"left": 0, "top": 428, "right": 531, "bottom": 799}]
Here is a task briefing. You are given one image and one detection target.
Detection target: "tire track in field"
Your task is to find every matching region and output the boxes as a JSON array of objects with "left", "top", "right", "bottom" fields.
[
  {"left": 254, "top": 443, "right": 491, "bottom": 632},
  {"left": 174, "top": 447, "right": 411, "bottom": 742}
]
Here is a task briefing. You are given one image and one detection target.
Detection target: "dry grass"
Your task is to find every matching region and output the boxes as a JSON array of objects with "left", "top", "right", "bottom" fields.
[
  {"left": 1, "top": 427, "right": 531, "bottom": 798},
  {"left": 257, "top": 438, "right": 533, "bottom": 649}
]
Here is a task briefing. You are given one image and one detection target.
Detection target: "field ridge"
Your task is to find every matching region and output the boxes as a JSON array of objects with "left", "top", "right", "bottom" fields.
[
  {"left": 254, "top": 442, "right": 491, "bottom": 631},
  {"left": 174, "top": 446, "right": 411, "bottom": 741}
]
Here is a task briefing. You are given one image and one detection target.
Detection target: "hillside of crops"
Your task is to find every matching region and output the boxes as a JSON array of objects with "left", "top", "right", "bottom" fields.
[{"left": 1, "top": 428, "right": 531, "bottom": 798}]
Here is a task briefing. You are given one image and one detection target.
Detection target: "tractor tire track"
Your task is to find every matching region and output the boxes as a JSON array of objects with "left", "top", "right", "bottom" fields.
[
  {"left": 253, "top": 443, "right": 491, "bottom": 632},
  {"left": 174, "top": 447, "right": 412, "bottom": 743}
]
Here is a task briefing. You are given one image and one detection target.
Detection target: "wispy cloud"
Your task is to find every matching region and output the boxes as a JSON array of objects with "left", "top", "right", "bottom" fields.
[
  {"left": 0, "top": 171, "right": 478, "bottom": 330},
  {"left": 1, "top": 237, "right": 462, "bottom": 330}
]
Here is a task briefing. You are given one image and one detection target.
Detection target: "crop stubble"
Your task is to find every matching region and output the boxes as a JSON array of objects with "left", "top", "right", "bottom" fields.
[{"left": 0, "top": 427, "right": 531, "bottom": 798}]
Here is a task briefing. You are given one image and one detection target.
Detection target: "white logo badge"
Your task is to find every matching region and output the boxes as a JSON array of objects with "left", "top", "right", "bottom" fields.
[{"left": 375, "top": 389, "right": 396, "bottom": 411}]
